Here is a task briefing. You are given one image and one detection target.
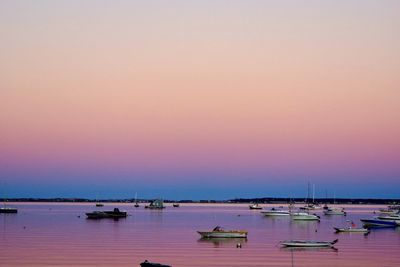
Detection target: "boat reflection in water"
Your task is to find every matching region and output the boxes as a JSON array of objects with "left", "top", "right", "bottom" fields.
[{"left": 198, "top": 237, "right": 247, "bottom": 247}]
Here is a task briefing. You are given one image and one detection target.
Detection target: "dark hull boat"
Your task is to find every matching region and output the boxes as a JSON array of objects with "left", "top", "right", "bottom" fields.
[
  {"left": 86, "top": 208, "right": 127, "bottom": 219},
  {"left": 0, "top": 207, "right": 18, "bottom": 213},
  {"left": 140, "top": 260, "right": 171, "bottom": 267}
]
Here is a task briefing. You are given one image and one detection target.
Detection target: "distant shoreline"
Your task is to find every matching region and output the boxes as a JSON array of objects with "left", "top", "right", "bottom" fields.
[{"left": 4, "top": 197, "right": 399, "bottom": 205}]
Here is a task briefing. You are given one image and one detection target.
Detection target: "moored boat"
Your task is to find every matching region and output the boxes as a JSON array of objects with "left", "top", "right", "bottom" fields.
[
  {"left": 140, "top": 260, "right": 171, "bottom": 267},
  {"left": 249, "top": 203, "right": 262, "bottom": 210},
  {"left": 334, "top": 227, "right": 369, "bottom": 233},
  {"left": 172, "top": 203, "right": 180, "bottom": 208},
  {"left": 95, "top": 203, "right": 104, "bottom": 207},
  {"left": 261, "top": 207, "right": 290, "bottom": 216},
  {"left": 280, "top": 239, "right": 338, "bottom": 248},
  {"left": 360, "top": 219, "right": 398, "bottom": 227},
  {"left": 145, "top": 199, "right": 165, "bottom": 209},
  {"left": 324, "top": 207, "right": 346, "bottom": 216},
  {"left": 291, "top": 212, "right": 320, "bottom": 221},
  {"left": 197, "top": 226, "right": 247, "bottom": 238},
  {"left": 0, "top": 207, "right": 18, "bottom": 213},
  {"left": 377, "top": 214, "right": 400, "bottom": 222},
  {"left": 86, "top": 208, "right": 127, "bottom": 219}
]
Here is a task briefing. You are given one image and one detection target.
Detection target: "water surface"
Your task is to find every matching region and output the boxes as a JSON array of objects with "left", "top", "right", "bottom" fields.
[{"left": 1, "top": 203, "right": 399, "bottom": 266}]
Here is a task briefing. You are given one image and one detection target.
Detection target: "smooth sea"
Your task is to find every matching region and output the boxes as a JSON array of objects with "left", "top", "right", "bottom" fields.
[{"left": 1, "top": 203, "right": 399, "bottom": 267}]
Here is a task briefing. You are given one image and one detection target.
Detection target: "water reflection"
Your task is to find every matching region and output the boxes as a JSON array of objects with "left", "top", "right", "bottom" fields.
[{"left": 197, "top": 237, "right": 248, "bottom": 248}]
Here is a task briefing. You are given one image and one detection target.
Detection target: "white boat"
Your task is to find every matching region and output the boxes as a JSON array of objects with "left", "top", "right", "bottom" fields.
[
  {"left": 281, "top": 239, "right": 338, "bottom": 247},
  {"left": 197, "top": 226, "right": 248, "bottom": 238},
  {"left": 249, "top": 203, "right": 262, "bottom": 210},
  {"left": 377, "top": 215, "right": 400, "bottom": 225},
  {"left": 324, "top": 207, "right": 346, "bottom": 216},
  {"left": 334, "top": 227, "right": 369, "bottom": 233},
  {"left": 261, "top": 208, "right": 290, "bottom": 216},
  {"left": 291, "top": 212, "right": 320, "bottom": 221}
]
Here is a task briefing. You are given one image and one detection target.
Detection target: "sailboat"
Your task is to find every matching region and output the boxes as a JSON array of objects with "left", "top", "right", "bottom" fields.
[
  {"left": 300, "top": 182, "right": 321, "bottom": 210},
  {"left": 134, "top": 192, "right": 140, "bottom": 207}
]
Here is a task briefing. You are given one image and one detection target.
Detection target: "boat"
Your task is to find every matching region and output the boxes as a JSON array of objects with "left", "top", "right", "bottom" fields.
[
  {"left": 172, "top": 203, "right": 180, "bottom": 208},
  {"left": 291, "top": 212, "right": 320, "bottom": 221},
  {"left": 334, "top": 227, "right": 369, "bottom": 233},
  {"left": 140, "top": 260, "right": 171, "bottom": 267},
  {"left": 95, "top": 203, "right": 104, "bottom": 207},
  {"left": 145, "top": 199, "right": 165, "bottom": 209},
  {"left": 86, "top": 208, "right": 127, "bottom": 219},
  {"left": 134, "top": 192, "right": 140, "bottom": 207},
  {"left": 360, "top": 219, "right": 398, "bottom": 227},
  {"left": 324, "top": 207, "right": 346, "bottom": 216},
  {"left": 0, "top": 207, "right": 18, "bottom": 213},
  {"left": 197, "top": 226, "right": 248, "bottom": 238},
  {"left": 280, "top": 239, "right": 338, "bottom": 248},
  {"left": 377, "top": 214, "right": 400, "bottom": 222},
  {"left": 249, "top": 203, "right": 262, "bottom": 210},
  {"left": 261, "top": 207, "right": 290, "bottom": 216},
  {"left": 0, "top": 196, "right": 17, "bottom": 213}
]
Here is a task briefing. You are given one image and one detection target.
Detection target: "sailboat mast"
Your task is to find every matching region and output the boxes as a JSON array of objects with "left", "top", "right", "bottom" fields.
[{"left": 312, "top": 184, "right": 315, "bottom": 203}]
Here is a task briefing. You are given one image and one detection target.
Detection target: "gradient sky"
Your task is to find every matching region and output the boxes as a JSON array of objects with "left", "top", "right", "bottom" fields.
[{"left": 1, "top": 0, "right": 399, "bottom": 199}]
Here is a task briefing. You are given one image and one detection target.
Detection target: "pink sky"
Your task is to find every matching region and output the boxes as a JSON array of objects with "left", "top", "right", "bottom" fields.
[{"left": 0, "top": 1, "right": 399, "bottom": 198}]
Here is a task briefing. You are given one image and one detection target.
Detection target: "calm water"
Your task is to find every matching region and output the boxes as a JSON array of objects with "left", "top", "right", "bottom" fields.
[{"left": 1, "top": 203, "right": 399, "bottom": 267}]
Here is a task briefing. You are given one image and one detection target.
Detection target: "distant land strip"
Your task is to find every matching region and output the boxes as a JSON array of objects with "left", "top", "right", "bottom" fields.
[{"left": 5, "top": 197, "right": 400, "bottom": 205}]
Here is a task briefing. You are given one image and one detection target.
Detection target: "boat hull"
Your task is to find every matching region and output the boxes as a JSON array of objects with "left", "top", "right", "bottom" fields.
[
  {"left": 334, "top": 227, "right": 369, "bottom": 233},
  {"left": 281, "top": 239, "right": 337, "bottom": 247},
  {"left": 291, "top": 213, "right": 320, "bottom": 221},
  {"left": 361, "top": 219, "right": 398, "bottom": 227},
  {"left": 261, "top": 211, "right": 290, "bottom": 216},
  {"left": 0, "top": 208, "right": 18, "bottom": 213},
  {"left": 140, "top": 261, "right": 171, "bottom": 267}
]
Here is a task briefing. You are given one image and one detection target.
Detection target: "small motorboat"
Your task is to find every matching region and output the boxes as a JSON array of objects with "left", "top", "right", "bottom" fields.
[
  {"left": 334, "top": 227, "right": 369, "bottom": 233},
  {"left": 197, "top": 226, "right": 248, "bottom": 238},
  {"left": 324, "top": 207, "right": 346, "bottom": 216},
  {"left": 291, "top": 212, "right": 320, "bottom": 221},
  {"left": 86, "top": 208, "right": 127, "bottom": 219},
  {"left": 0, "top": 207, "right": 18, "bottom": 213},
  {"left": 95, "top": 203, "right": 104, "bottom": 207},
  {"left": 261, "top": 207, "right": 290, "bottom": 216},
  {"left": 360, "top": 219, "right": 398, "bottom": 227},
  {"left": 249, "top": 203, "right": 262, "bottom": 210},
  {"left": 140, "top": 260, "right": 171, "bottom": 267},
  {"left": 172, "top": 203, "right": 180, "bottom": 208},
  {"left": 134, "top": 202, "right": 140, "bottom": 207},
  {"left": 281, "top": 239, "right": 338, "bottom": 248}
]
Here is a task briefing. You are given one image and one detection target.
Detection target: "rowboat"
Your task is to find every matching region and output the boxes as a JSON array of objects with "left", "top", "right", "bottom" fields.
[
  {"left": 86, "top": 208, "right": 127, "bottom": 219},
  {"left": 360, "top": 219, "right": 398, "bottom": 227},
  {"left": 140, "top": 260, "right": 171, "bottom": 267},
  {"left": 197, "top": 226, "right": 247, "bottom": 238},
  {"left": 281, "top": 239, "right": 338, "bottom": 248},
  {"left": 334, "top": 227, "right": 369, "bottom": 233},
  {"left": 249, "top": 203, "right": 262, "bottom": 210},
  {"left": 261, "top": 208, "right": 290, "bottom": 216},
  {"left": 291, "top": 212, "right": 320, "bottom": 221},
  {"left": 324, "top": 208, "right": 346, "bottom": 216}
]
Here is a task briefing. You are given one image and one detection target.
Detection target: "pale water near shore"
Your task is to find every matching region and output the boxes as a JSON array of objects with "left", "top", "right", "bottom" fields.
[{"left": 1, "top": 203, "right": 399, "bottom": 267}]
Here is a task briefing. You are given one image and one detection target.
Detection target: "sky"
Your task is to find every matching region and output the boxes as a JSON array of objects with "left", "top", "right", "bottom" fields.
[{"left": 0, "top": 0, "right": 399, "bottom": 200}]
